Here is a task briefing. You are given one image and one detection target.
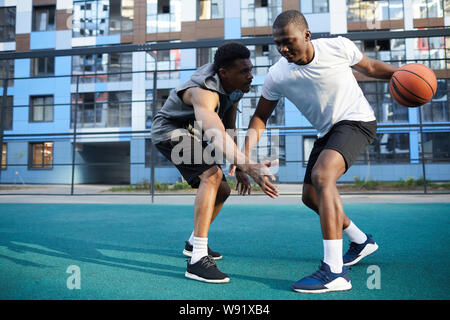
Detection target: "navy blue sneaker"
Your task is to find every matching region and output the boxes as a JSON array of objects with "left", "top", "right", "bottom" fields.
[
  {"left": 343, "top": 234, "right": 379, "bottom": 266},
  {"left": 291, "top": 261, "right": 352, "bottom": 293}
]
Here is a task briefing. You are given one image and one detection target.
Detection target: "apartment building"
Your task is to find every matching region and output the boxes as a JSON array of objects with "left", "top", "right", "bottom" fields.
[{"left": 0, "top": 0, "right": 449, "bottom": 185}]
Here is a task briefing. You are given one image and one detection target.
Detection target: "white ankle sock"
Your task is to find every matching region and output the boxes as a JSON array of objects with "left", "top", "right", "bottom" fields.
[
  {"left": 190, "top": 237, "right": 208, "bottom": 264},
  {"left": 188, "top": 231, "right": 195, "bottom": 245},
  {"left": 343, "top": 221, "right": 367, "bottom": 244},
  {"left": 323, "top": 239, "right": 343, "bottom": 274}
]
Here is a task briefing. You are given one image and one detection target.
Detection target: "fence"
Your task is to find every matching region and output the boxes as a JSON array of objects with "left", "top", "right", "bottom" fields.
[{"left": 1, "top": 29, "right": 450, "bottom": 198}]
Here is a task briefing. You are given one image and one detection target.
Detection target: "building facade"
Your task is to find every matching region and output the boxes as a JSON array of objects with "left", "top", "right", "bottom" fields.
[{"left": 0, "top": 0, "right": 449, "bottom": 186}]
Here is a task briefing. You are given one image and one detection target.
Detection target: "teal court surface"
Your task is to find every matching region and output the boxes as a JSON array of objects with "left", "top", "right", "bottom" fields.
[{"left": 0, "top": 199, "right": 449, "bottom": 300}]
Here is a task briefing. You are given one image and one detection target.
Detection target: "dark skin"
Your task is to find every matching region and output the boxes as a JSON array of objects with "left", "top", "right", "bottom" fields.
[
  {"left": 245, "top": 23, "right": 399, "bottom": 239},
  {"left": 181, "top": 59, "right": 279, "bottom": 238}
]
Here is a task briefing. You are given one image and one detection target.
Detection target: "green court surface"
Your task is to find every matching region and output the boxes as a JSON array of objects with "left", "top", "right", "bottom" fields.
[{"left": 0, "top": 202, "right": 449, "bottom": 300}]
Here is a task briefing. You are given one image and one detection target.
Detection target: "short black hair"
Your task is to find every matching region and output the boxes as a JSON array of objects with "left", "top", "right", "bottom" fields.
[
  {"left": 213, "top": 42, "right": 250, "bottom": 73},
  {"left": 273, "top": 10, "right": 309, "bottom": 31}
]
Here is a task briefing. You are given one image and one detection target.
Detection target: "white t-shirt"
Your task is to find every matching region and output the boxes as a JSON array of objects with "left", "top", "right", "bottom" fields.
[{"left": 262, "top": 36, "right": 376, "bottom": 138}]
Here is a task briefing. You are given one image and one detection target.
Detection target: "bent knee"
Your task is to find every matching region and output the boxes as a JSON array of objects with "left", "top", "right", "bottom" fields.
[
  {"left": 216, "top": 181, "right": 231, "bottom": 203},
  {"left": 200, "top": 166, "right": 223, "bottom": 185},
  {"left": 310, "top": 167, "right": 337, "bottom": 188}
]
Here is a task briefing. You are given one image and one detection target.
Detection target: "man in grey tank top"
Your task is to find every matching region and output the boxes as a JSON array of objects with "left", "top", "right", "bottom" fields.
[{"left": 151, "top": 42, "right": 279, "bottom": 283}]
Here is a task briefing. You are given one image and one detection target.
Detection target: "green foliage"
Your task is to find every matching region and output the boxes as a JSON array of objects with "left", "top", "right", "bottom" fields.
[
  {"left": 109, "top": 178, "right": 262, "bottom": 192},
  {"left": 171, "top": 181, "right": 191, "bottom": 190},
  {"left": 351, "top": 176, "right": 450, "bottom": 190},
  {"left": 226, "top": 178, "right": 261, "bottom": 191}
]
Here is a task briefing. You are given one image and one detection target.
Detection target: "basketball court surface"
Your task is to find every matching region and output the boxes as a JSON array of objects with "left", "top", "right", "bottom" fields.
[{"left": 0, "top": 193, "right": 448, "bottom": 300}]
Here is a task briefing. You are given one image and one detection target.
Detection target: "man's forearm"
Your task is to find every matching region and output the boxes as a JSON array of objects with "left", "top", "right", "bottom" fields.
[
  {"left": 370, "top": 60, "right": 399, "bottom": 79},
  {"left": 195, "top": 108, "right": 251, "bottom": 168},
  {"left": 244, "top": 115, "right": 267, "bottom": 158}
]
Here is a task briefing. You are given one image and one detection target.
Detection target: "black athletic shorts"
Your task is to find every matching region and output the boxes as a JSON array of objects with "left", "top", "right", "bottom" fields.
[
  {"left": 303, "top": 120, "right": 377, "bottom": 185},
  {"left": 154, "top": 135, "right": 226, "bottom": 189}
]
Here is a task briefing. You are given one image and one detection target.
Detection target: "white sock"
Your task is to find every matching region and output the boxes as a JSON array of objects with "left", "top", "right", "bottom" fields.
[
  {"left": 323, "top": 239, "right": 343, "bottom": 274},
  {"left": 190, "top": 237, "right": 208, "bottom": 264},
  {"left": 188, "top": 231, "right": 195, "bottom": 245},
  {"left": 343, "top": 221, "right": 367, "bottom": 244}
]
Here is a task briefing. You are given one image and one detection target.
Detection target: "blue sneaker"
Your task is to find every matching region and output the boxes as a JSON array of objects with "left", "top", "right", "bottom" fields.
[
  {"left": 343, "top": 234, "right": 379, "bottom": 266},
  {"left": 291, "top": 261, "right": 352, "bottom": 293}
]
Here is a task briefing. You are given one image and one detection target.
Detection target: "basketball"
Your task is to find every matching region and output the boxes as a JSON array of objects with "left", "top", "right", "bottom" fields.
[{"left": 389, "top": 63, "right": 437, "bottom": 107}]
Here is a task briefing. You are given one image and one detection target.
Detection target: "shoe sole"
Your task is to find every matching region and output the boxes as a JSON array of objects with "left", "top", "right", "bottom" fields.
[
  {"left": 292, "top": 278, "right": 352, "bottom": 294},
  {"left": 183, "top": 249, "right": 222, "bottom": 260},
  {"left": 344, "top": 243, "right": 379, "bottom": 266},
  {"left": 185, "top": 272, "right": 230, "bottom": 283}
]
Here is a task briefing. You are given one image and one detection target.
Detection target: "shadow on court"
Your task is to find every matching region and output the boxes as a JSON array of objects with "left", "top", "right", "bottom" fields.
[{"left": 0, "top": 202, "right": 449, "bottom": 300}]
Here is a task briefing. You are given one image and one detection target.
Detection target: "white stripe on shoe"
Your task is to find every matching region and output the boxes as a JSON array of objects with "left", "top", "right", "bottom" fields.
[
  {"left": 292, "top": 278, "right": 352, "bottom": 294},
  {"left": 185, "top": 272, "right": 230, "bottom": 283},
  {"left": 344, "top": 243, "right": 379, "bottom": 266}
]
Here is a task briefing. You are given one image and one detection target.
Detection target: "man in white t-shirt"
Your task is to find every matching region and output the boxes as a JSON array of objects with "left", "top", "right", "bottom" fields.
[{"left": 243, "top": 10, "right": 399, "bottom": 293}]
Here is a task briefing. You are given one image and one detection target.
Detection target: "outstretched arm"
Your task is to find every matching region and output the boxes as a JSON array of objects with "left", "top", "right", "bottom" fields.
[
  {"left": 223, "top": 102, "right": 252, "bottom": 195},
  {"left": 352, "top": 54, "right": 399, "bottom": 80},
  {"left": 183, "top": 87, "right": 278, "bottom": 198}
]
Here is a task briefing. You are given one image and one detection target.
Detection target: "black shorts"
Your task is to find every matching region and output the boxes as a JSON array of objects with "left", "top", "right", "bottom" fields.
[
  {"left": 304, "top": 120, "right": 377, "bottom": 185},
  {"left": 154, "top": 135, "right": 226, "bottom": 189}
]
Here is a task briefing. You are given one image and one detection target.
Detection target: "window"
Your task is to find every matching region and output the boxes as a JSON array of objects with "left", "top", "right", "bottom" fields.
[
  {"left": 240, "top": 85, "right": 284, "bottom": 128},
  {"left": 145, "top": 139, "right": 172, "bottom": 167},
  {"left": 31, "top": 57, "right": 55, "bottom": 77},
  {"left": 248, "top": 44, "right": 280, "bottom": 76},
  {"left": 300, "top": 0, "right": 329, "bottom": 13},
  {"left": 354, "top": 38, "right": 406, "bottom": 64},
  {"left": 147, "top": 0, "right": 181, "bottom": 33},
  {"left": 0, "top": 59, "right": 15, "bottom": 86},
  {"left": 73, "top": 0, "right": 134, "bottom": 37},
  {"left": 72, "top": 53, "right": 132, "bottom": 83},
  {"left": 108, "top": 52, "right": 132, "bottom": 82},
  {"left": 422, "top": 132, "right": 450, "bottom": 163},
  {"left": 1, "top": 143, "right": 6, "bottom": 170},
  {"left": 72, "top": 54, "right": 108, "bottom": 83},
  {"left": 109, "top": 0, "right": 134, "bottom": 34},
  {"left": 197, "top": 47, "right": 217, "bottom": 67},
  {"left": 29, "top": 142, "right": 53, "bottom": 169},
  {"left": 71, "top": 91, "right": 131, "bottom": 128},
  {"left": 33, "top": 5, "right": 56, "bottom": 31},
  {"left": 0, "top": 7, "right": 15, "bottom": 42},
  {"left": 355, "top": 36, "right": 446, "bottom": 69},
  {"left": 146, "top": 89, "right": 169, "bottom": 128},
  {"left": 30, "top": 96, "right": 54, "bottom": 122},
  {"left": 359, "top": 81, "right": 408, "bottom": 123},
  {"left": 241, "top": 0, "right": 282, "bottom": 28},
  {"left": 370, "top": 133, "right": 410, "bottom": 163},
  {"left": 412, "top": 0, "right": 446, "bottom": 18},
  {"left": 121, "top": 0, "right": 134, "bottom": 34},
  {"left": 198, "top": 0, "right": 224, "bottom": 20},
  {"left": 251, "top": 131, "right": 286, "bottom": 166},
  {"left": 1, "top": 96, "right": 13, "bottom": 131},
  {"left": 347, "top": 0, "right": 404, "bottom": 23},
  {"left": 412, "top": 36, "right": 446, "bottom": 69},
  {"left": 146, "top": 50, "right": 181, "bottom": 80},
  {"left": 421, "top": 79, "right": 449, "bottom": 122}
]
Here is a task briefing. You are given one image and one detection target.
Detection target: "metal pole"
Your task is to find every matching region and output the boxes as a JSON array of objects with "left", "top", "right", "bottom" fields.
[
  {"left": 71, "top": 75, "right": 80, "bottom": 195},
  {"left": 0, "top": 75, "right": 9, "bottom": 184},
  {"left": 418, "top": 108, "right": 428, "bottom": 194},
  {"left": 150, "top": 51, "right": 157, "bottom": 203}
]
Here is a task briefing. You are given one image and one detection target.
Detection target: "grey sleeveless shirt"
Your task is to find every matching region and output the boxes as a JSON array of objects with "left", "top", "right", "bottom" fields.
[{"left": 151, "top": 63, "right": 236, "bottom": 144}]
